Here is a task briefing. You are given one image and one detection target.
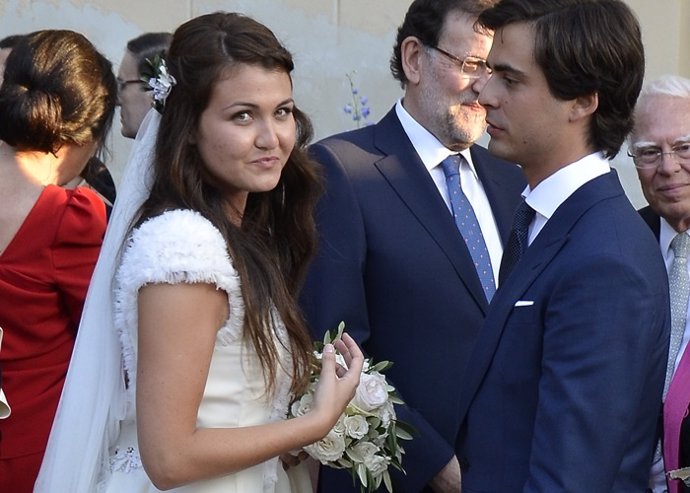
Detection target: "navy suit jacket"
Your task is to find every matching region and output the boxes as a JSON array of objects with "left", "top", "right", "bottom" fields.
[
  {"left": 456, "top": 172, "right": 670, "bottom": 492},
  {"left": 300, "top": 108, "right": 526, "bottom": 492}
]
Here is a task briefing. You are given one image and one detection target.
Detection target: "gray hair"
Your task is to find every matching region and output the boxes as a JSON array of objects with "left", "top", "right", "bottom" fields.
[
  {"left": 629, "top": 75, "right": 690, "bottom": 144},
  {"left": 638, "top": 74, "right": 690, "bottom": 103}
]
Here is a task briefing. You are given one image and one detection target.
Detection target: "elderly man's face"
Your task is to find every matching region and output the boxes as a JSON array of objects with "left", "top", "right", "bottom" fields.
[{"left": 632, "top": 95, "right": 690, "bottom": 232}]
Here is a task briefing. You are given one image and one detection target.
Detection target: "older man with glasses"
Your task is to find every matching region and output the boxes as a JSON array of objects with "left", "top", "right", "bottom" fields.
[
  {"left": 633, "top": 75, "right": 690, "bottom": 493},
  {"left": 299, "top": 1, "right": 525, "bottom": 492},
  {"left": 116, "top": 32, "right": 171, "bottom": 139}
]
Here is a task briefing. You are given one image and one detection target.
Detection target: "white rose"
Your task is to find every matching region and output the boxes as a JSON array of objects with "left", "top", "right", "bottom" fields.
[
  {"left": 364, "top": 453, "right": 390, "bottom": 477},
  {"left": 333, "top": 415, "right": 346, "bottom": 435},
  {"left": 351, "top": 372, "right": 389, "bottom": 412},
  {"left": 347, "top": 441, "right": 379, "bottom": 464},
  {"left": 376, "top": 399, "right": 396, "bottom": 427},
  {"left": 304, "top": 430, "right": 346, "bottom": 464},
  {"left": 314, "top": 350, "right": 347, "bottom": 369},
  {"left": 290, "top": 392, "right": 313, "bottom": 418},
  {"left": 343, "top": 414, "right": 369, "bottom": 439},
  {"left": 372, "top": 431, "right": 388, "bottom": 447}
]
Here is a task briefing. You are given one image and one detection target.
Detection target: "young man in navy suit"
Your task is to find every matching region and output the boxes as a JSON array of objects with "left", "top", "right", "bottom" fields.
[
  {"left": 455, "top": 1, "right": 670, "bottom": 491},
  {"left": 300, "top": 1, "right": 525, "bottom": 491}
]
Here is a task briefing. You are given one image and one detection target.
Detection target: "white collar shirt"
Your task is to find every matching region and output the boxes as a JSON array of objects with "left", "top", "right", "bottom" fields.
[
  {"left": 521, "top": 152, "right": 610, "bottom": 245},
  {"left": 395, "top": 99, "right": 503, "bottom": 285}
]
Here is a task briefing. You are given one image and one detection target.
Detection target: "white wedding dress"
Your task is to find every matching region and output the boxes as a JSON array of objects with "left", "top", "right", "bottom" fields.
[{"left": 101, "top": 208, "right": 311, "bottom": 493}]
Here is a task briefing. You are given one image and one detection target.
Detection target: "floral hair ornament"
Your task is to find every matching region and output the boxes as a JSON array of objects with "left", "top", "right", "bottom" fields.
[{"left": 140, "top": 53, "right": 176, "bottom": 113}]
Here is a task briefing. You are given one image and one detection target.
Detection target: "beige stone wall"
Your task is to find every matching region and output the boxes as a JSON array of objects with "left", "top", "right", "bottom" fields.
[{"left": 0, "top": 0, "right": 687, "bottom": 206}]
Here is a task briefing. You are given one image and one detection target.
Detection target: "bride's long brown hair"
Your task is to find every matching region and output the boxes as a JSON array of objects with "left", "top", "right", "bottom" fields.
[{"left": 137, "top": 12, "right": 319, "bottom": 396}]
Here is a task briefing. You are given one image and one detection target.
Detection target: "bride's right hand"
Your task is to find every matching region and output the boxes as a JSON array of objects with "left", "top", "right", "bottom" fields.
[{"left": 309, "top": 332, "right": 364, "bottom": 435}]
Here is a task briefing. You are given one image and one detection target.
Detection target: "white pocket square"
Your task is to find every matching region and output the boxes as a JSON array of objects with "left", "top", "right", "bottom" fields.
[{"left": 514, "top": 300, "right": 534, "bottom": 307}]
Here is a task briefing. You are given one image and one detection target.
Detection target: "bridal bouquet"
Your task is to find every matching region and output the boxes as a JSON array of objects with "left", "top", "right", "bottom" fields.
[{"left": 290, "top": 323, "right": 414, "bottom": 492}]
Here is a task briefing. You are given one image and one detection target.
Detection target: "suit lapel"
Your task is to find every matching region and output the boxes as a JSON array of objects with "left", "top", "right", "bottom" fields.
[
  {"left": 372, "top": 109, "right": 489, "bottom": 313},
  {"left": 639, "top": 206, "right": 661, "bottom": 240},
  {"left": 458, "top": 171, "right": 625, "bottom": 418},
  {"left": 472, "top": 147, "right": 523, "bottom": 244}
]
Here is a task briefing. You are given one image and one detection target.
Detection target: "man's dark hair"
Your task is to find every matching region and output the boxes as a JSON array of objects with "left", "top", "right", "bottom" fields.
[
  {"left": 478, "top": 0, "right": 644, "bottom": 158},
  {"left": 390, "top": 0, "right": 498, "bottom": 87},
  {"left": 126, "top": 32, "right": 173, "bottom": 77}
]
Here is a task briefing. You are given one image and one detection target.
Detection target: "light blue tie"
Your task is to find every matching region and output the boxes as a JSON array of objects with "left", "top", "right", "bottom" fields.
[
  {"left": 665, "top": 231, "right": 690, "bottom": 399},
  {"left": 653, "top": 231, "right": 690, "bottom": 464},
  {"left": 441, "top": 155, "right": 496, "bottom": 301}
]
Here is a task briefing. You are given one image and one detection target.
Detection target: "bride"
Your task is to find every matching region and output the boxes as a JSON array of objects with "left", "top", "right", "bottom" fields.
[{"left": 35, "top": 11, "right": 363, "bottom": 493}]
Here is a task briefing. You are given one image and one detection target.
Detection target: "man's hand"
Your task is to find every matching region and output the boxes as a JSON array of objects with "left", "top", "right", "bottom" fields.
[{"left": 429, "top": 456, "right": 461, "bottom": 493}]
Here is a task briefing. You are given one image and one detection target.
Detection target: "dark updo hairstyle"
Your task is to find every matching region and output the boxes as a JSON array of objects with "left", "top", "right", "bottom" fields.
[
  {"left": 138, "top": 12, "right": 320, "bottom": 395},
  {"left": 0, "top": 34, "right": 25, "bottom": 50},
  {"left": 0, "top": 30, "right": 117, "bottom": 154}
]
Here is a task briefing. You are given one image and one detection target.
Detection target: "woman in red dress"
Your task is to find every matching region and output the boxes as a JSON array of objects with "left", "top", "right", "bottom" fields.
[{"left": 0, "top": 30, "right": 117, "bottom": 493}]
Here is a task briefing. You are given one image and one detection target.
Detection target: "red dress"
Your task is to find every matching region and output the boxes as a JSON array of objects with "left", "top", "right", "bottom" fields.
[{"left": 0, "top": 185, "right": 106, "bottom": 493}]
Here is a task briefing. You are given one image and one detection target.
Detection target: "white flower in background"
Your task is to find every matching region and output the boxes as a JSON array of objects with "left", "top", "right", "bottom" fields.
[
  {"left": 333, "top": 415, "right": 346, "bottom": 435},
  {"left": 304, "top": 429, "right": 346, "bottom": 464},
  {"left": 348, "top": 441, "right": 378, "bottom": 464},
  {"left": 364, "top": 453, "right": 390, "bottom": 477},
  {"left": 344, "top": 414, "right": 369, "bottom": 439},
  {"left": 141, "top": 55, "right": 177, "bottom": 113},
  {"left": 290, "top": 392, "right": 312, "bottom": 418},
  {"left": 377, "top": 399, "right": 396, "bottom": 428},
  {"left": 314, "top": 349, "right": 347, "bottom": 369},
  {"left": 148, "top": 60, "right": 176, "bottom": 105},
  {"left": 352, "top": 372, "right": 389, "bottom": 412}
]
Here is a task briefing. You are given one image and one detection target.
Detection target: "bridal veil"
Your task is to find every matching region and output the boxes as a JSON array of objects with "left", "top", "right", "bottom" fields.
[{"left": 34, "top": 110, "right": 160, "bottom": 492}]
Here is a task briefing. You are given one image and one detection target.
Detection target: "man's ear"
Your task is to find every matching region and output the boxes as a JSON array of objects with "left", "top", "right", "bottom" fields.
[
  {"left": 570, "top": 92, "right": 599, "bottom": 122},
  {"left": 400, "top": 36, "right": 424, "bottom": 85}
]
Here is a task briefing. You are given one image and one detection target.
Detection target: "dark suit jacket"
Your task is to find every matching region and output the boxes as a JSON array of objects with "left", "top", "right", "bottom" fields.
[
  {"left": 456, "top": 172, "right": 670, "bottom": 492},
  {"left": 640, "top": 206, "right": 690, "bottom": 493},
  {"left": 300, "top": 107, "right": 526, "bottom": 492}
]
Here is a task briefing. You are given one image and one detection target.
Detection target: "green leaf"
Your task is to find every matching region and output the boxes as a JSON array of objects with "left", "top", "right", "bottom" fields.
[
  {"left": 389, "top": 394, "right": 404, "bottom": 405},
  {"left": 395, "top": 426, "right": 414, "bottom": 441},
  {"left": 357, "top": 463, "right": 368, "bottom": 487},
  {"left": 383, "top": 470, "right": 393, "bottom": 492},
  {"left": 337, "top": 457, "right": 353, "bottom": 468},
  {"left": 335, "top": 321, "right": 345, "bottom": 342},
  {"left": 372, "top": 471, "right": 383, "bottom": 490},
  {"left": 369, "top": 360, "right": 393, "bottom": 373},
  {"left": 395, "top": 420, "right": 417, "bottom": 438}
]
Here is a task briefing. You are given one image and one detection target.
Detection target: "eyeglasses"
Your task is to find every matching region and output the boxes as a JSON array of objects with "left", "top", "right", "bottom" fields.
[
  {"left": 627, "top": 143, "right": 690, "bottom": 169},
  {"left": 117, "top": 78, "right": 144, "bottom": 92},
  {"left": 427, "top": 45, "right": 491, "bottom": 79}
]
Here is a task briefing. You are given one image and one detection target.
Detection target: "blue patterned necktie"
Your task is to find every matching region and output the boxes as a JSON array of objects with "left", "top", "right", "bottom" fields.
[
  {"left": 499, "top": 199, "right": 535, "bottom": 285},
  {"left": 441, "top": 155, "right": 496, "bottom": 301}
]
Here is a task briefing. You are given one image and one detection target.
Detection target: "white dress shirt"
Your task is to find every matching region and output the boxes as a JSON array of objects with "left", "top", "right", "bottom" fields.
[
  {"left": 395, "top": 100, "right": 503, "bottom": 286},
  {"left": 520, "top": 152, "right": 610, "bottom": 245}
]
